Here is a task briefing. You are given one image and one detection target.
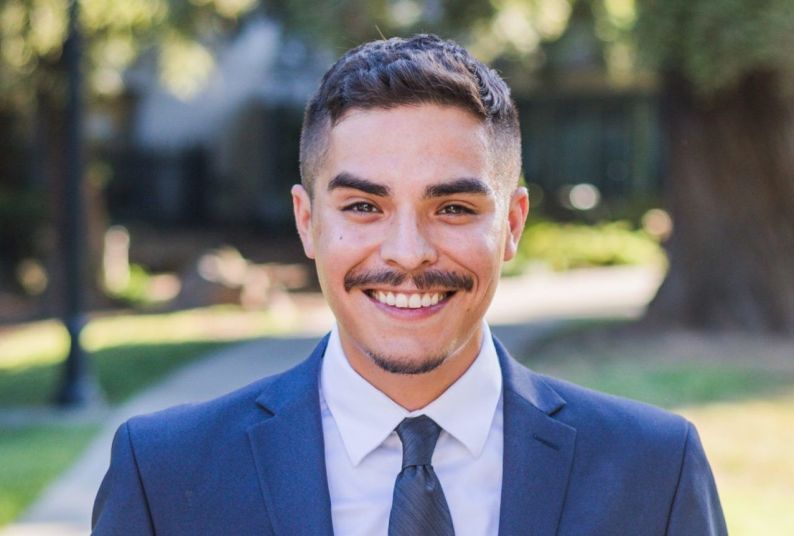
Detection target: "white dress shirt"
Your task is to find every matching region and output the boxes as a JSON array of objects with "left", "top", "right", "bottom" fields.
[{"left": 320, "top": 322, "right": 504, "bottom": 536}]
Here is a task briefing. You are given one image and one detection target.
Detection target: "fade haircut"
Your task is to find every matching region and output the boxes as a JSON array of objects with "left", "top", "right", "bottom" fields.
[{"left": 299, "top": 34, "right": 521, "bottom": 196}]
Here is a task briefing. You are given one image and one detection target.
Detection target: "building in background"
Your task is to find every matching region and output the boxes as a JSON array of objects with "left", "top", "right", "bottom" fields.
[{"left": 106, "top": 17, "right": 330, "bottom": 230}]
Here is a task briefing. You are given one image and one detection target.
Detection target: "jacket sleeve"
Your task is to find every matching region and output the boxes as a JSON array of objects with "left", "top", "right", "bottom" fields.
[
  {"left": 665, "top": 421, "right": 728, "bottom": 536},
  {"left": 92, "top": 421, "right": 155, "bottom": 535}
]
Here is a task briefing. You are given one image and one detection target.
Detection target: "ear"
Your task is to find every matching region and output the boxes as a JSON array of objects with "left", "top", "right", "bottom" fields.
[
  {"left": 503, "top": 187, "right": 529, "bottom": 262},
  {"left": 291, "top": 184, "right": 315, "bottom": 259}
]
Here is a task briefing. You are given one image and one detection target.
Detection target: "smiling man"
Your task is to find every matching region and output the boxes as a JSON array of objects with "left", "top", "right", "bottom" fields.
[{"left": 93, "top": 35, "right": 726, "bottom": 535}]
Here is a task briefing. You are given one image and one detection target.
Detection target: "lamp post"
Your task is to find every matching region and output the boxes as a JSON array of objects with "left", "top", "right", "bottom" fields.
[{"left": 55, "top": 0, "right": 103, "bottom": 407}]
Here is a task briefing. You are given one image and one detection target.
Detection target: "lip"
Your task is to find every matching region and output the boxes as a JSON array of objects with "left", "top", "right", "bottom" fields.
[{"left": 362, "top": 289, "right": 453, "bottom": 319}]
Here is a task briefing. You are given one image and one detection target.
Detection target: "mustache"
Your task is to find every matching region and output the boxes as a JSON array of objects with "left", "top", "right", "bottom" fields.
[{"left": 344, "top": 269, "right": 474, "bottom": 293}]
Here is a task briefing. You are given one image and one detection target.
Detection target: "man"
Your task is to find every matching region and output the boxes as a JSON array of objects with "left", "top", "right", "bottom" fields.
[{"left": 93, "top": 35, "right": 726, "bottom": 535}]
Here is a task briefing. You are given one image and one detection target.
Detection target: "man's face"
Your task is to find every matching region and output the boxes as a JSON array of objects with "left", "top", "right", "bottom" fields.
[{"left": 293, "top": 104, "right": 528, "bottom": 376}]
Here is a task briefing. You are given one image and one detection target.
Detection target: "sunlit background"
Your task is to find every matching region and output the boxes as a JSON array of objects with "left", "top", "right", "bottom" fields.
[{"left": 1, "top": 0, "right": 793, "bottom": 534}]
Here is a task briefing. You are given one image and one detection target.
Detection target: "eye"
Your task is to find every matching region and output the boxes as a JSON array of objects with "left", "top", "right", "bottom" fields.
[
  {"left": 343, "top": 201, "right": 381, "bottom": 214},
  {"left": 438, "top": 203, "right": 476, "bottom": 216}
]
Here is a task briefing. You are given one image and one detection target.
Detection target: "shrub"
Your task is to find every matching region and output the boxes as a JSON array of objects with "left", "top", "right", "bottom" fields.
[{"left": 507, "top": 220, "right": 666, "bottom": 274}]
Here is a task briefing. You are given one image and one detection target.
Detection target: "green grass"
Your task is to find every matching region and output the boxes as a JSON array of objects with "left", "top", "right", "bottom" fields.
[
  {"left": 0, "top": 425, "right": 99, "bottom": 527},
  {"left": 0, "top": 305, "right": 295, "bottom": 528},
  {"left": 0, "top": 305, "right": 297, "bottom": 406},
  {"left": 0, "top": 341, "right": 232, "bottom": 406},
  {"left": 521, "top": 324, "right": 794, "bottom": 536},
  {"left": 537, "top": 360, "right": 792, "bottom": 408},
  {"left": 681, "top": 394, "right": 794, "bottom": 536}
]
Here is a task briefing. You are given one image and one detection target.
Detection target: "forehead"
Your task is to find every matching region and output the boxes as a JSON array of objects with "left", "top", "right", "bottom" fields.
[{"left": 319, "top": 104, "right": 491, "bottom": 191}]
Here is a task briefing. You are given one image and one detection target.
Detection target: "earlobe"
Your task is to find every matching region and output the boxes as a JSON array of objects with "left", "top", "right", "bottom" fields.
[
  {"left": 503, "top": 187, "right": 529, "bottom": 261},
  {"left": 291, "top": 184, "right": 315, "bottom": 259}
]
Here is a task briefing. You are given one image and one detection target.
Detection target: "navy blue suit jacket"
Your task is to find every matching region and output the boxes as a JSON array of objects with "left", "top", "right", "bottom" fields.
[{"left": 93, "top": 336, "right": 727, "bottom": 535}]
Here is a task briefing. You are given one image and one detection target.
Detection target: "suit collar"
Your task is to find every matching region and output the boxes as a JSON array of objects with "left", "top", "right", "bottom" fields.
[
  {"left": 495, "top": 337, "right": 577, "bottom": 536},
  {"left": 496, "top": 337, "right": 567, "bottom": 415},
  {"left": 247, "top": 334, "right": 576, "bottom": 536}
]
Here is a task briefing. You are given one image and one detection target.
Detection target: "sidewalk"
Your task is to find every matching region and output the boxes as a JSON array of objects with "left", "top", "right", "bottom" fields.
[{"left": 1, "top": 266, "right": 662, "bottom": 536}]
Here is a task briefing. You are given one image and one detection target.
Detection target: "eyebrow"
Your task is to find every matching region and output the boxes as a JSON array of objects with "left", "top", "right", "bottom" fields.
[
  {"left": 327, "top": 173, "right": 492, "bottom": 199},
  {"left": 328, "top": 173, "right": 390, "bottom": 197},
  {"left": 424, "top": 178, "right": 492, "bottom": 198}
]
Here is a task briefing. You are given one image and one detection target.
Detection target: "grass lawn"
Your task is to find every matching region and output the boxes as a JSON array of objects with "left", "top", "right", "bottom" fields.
[
  {"left": 523, "top": 323, "right": 794, "bottom": 536},
  {"left": 0, "top": 305, "right": 295, "bottom": 527},
  {"left": 0, "top": 425, "right": 99, "bottom": 527}
]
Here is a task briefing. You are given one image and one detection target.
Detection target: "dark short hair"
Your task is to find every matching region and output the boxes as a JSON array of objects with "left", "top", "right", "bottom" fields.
[{"left": 299, "top": 34, "right": 521, "bottom": 195}]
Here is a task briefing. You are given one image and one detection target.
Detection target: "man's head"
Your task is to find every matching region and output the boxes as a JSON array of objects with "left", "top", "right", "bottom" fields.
[
  {"left": 292, "top": 35, "right": 528, "bottom": 391},
  {"left": 299, "top": 34, "right": 522, "bottom": 197}
]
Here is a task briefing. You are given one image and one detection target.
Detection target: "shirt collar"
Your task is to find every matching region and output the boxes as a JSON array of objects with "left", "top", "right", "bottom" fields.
[{"left": 320, "top": 322, "right": 502, "bottom": 466}]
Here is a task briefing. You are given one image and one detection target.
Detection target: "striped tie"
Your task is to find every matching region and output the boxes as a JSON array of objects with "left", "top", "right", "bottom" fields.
[{"left": 388, "top": 415, "right": 455, "bottom": 536}]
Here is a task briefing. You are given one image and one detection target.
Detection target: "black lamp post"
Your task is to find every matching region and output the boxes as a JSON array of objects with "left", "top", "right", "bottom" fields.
[{"left": 55, "top": 0, "right": 103, "bottom": 407}]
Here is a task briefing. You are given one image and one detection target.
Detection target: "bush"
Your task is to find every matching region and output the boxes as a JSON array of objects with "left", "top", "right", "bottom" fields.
[{"left": 507, "top": 220, "right": 666, "bottom": 274}]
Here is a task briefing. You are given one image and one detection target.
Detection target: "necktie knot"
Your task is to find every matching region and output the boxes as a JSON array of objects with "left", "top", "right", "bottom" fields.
[{"left": 396, "top": 415, "right": 442, "bottom": 468}]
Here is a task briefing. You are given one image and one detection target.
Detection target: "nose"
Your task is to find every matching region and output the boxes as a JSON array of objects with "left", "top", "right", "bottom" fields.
[{"left": 380, "top": 210, "right": 437, "bottom": 271}]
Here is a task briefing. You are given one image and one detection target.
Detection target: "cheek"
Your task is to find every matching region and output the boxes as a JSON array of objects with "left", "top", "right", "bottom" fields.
[
  {"left": 313, "top": 215, "right": 380, "bottom": 276},
  {"left": 434, "top": 221, "right": 504, "bottom": 278},
  {"left": 317, "top": 225, "right": 380, "bottom": 255},
  {"left": 436, "top": 217, "right": 504, "bottom": 254}
]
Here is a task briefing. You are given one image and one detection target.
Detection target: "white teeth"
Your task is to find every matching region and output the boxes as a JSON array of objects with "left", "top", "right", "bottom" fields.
[
  {"left": 395, "top": 294, "right": 408, "bottom": 308},
  {"left": 371, "top": 291, "right": 447, "bottom": 309}
]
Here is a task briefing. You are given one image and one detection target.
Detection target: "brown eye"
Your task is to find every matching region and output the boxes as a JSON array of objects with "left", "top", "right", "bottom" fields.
[
  {"left": 344, "top": 202, "right": 380, "bottom": 213},
  {"left": 439, "top": 204, "right": 475, "bottom": 215}
]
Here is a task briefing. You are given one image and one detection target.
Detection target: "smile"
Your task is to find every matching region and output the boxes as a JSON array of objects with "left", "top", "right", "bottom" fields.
[{"left": 364, "top": 290, "right": 452, "bottom": 309}]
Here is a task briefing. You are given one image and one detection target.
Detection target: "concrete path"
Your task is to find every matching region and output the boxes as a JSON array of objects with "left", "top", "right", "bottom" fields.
[{"left": 1, "top": 266, "right": 661, "bottom": 536}]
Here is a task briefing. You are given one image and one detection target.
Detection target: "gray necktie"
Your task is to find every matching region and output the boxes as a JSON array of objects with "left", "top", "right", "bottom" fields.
[{"left": 388, "top": 415, "right": 455, "bottom": 536}]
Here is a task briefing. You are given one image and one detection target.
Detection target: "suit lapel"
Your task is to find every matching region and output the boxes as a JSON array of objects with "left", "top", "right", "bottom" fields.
[
  {"left": 243, "top": 335, "right": 576, "bottom": 535},
  {"left": 496, "top": 339, "right": 577, "bottom": 536},
  {"left": 247, "top": 336, "right": 334, "bottom": 536}
]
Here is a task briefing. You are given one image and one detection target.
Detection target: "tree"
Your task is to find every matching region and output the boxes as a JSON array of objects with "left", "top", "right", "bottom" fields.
[
  {"left": 635, "top": 0, "right": 794, "bottom": 334},
  {"left": 1, "top": 0, "right": 261, "bottom": 402},
  {"left": 0, "top": 0, "right": 259, "bottom": 303}
]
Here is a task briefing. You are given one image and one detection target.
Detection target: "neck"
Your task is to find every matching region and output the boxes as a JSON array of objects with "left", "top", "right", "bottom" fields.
[{"left": 340, "top": 330, "right": 484, "bottom": 411}]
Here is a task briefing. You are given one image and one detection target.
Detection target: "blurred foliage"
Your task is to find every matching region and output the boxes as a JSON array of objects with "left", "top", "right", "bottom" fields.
[
  {"left": 0, "top": 0, "right": 257, "bottom": 103},
  {"left": 0, "top": 0, "right": 651, "bottom": 106},
  {"left": 506, "top": 219, "right": 665, "bottom": 274},
  {"left": 635, "top": 0, "right": 794, "bottom": 93},
  {"left": 1, "top": 0, "right": 789, "bottom": 127},
  {"left": 104, "top": 262, "right": 151, "bottom": 305}
]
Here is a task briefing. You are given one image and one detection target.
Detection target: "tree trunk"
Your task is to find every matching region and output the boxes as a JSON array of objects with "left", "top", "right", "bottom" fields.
[{"left": 646, "top": 71, "right": 794, "bottom": 334}]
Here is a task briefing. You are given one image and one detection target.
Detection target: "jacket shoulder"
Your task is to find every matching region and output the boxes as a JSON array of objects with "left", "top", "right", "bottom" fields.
[
  {"left": 123, "top": 349, "right": 319, "bottom": 459},
  {"left": 536, "top": 372, "right": 693, "bottom": 494},
  {"left": 540, "top": 373, "right": 690, "bottom": 445}
]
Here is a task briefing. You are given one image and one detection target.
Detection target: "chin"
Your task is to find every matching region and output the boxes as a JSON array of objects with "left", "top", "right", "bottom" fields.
[{"left": 367, "top": 350, "right": 448, "bottom": 375}]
